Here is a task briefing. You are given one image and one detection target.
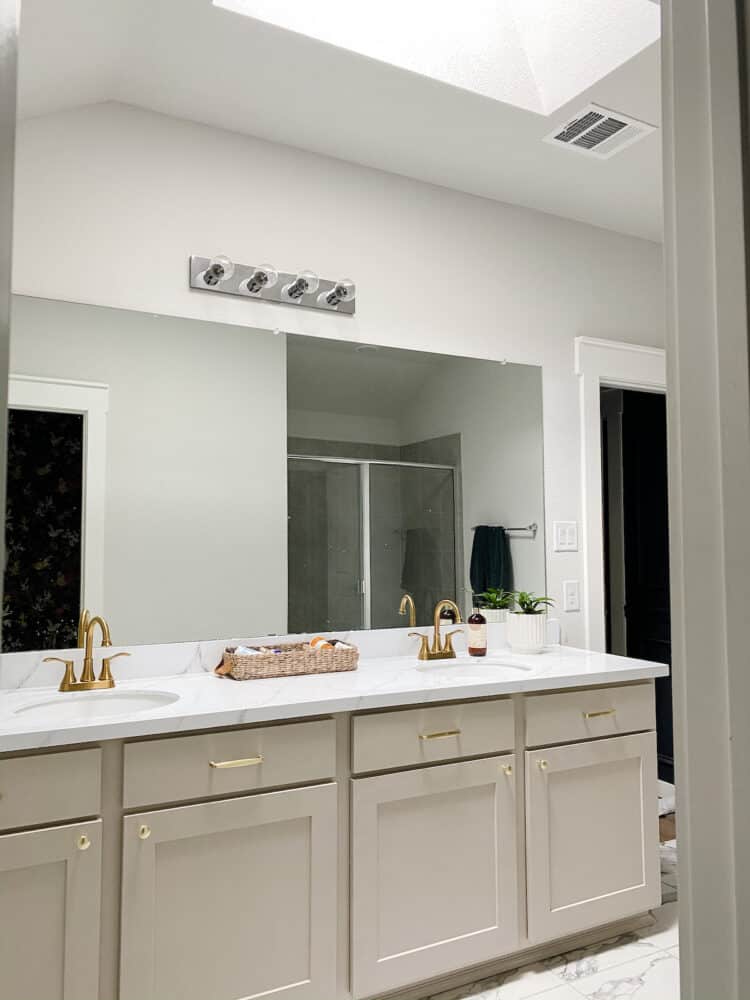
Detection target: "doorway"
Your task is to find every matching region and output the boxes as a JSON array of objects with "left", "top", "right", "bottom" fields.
[{"left": 601, "top": 386, "right": 676, "bottom": 901}]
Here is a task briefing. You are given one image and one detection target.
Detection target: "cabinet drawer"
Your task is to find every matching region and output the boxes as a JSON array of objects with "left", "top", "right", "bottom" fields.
[
  {"left": 123, "top": 719, "right": 336, "bottom": 808},
  {"left": 524, "top": 683, "right": 655, "bottom": 747},
  {"left": 352, "top": 699, "right": 514, "bottom": 773},
  {"left": 0, "top": 749, "right": 101, "bottom": 831}
]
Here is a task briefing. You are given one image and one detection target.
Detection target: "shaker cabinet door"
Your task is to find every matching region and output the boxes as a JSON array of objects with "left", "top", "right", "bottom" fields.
[
  {"left": 120, "top": 783, "right": 338, "bottom": 1000},
  {"left": 0, "top": 819, "right": 102, "bottom": 1000},
  {"left": 526, "top": 732, "right": 661, "bottom": 943},
  {"left": 351, "top": 756, "right": 519, "bottom": 999}
]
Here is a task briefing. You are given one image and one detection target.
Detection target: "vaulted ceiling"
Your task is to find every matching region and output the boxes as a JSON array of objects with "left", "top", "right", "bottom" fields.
[{"left": 17, "top": 0, "right": 662, "bottom": 240}]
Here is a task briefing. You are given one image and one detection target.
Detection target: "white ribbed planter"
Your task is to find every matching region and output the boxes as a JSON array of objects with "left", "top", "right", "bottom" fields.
[
  {"left": 506, "top": 612, "right": 547, "bottom": 653},
  {"left": 483, "top": 609, "right": 507, "bottom": 624}
]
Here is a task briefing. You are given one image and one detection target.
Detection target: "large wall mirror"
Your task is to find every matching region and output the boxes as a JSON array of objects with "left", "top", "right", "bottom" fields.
[{"left": 6, "top": 295, "right": 545, "bottom": 649}]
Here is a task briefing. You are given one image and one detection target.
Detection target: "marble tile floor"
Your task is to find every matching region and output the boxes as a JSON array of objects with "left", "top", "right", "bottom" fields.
[
  {"left": 426, "top": 903, "right": 680, "bottom": 1000},
  {"left": 427, "top": 839, "right": 680, "bottom": 1000}
]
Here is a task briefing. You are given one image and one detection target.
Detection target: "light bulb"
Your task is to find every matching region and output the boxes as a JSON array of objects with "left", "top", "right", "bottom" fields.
[
  {"left": 282, "top": 270, "right": 320, "bottom": 301},
  {"left": 244, "top": 265, "right": 279, "bottom": 295},
  {"left": 202, "top": 255, "right": 235, "bottom": 286},
  {"left": 320, "top": 279, "right": 356, "bottom": 308}
]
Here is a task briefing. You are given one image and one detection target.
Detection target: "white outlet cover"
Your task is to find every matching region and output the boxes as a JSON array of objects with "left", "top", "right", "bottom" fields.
[
  {"left": 553, "top": 521, "right": 578, "bottom": 552},
  {"left": 563, "top": 579, "right": 581, "bottom": 612}
]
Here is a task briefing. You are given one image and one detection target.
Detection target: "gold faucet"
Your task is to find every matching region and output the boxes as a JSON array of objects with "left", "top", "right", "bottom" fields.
[
  {"left": 398, "top": 593, "right": 417, "bottom": 628},
  {"left": 409, "top": 599, "right": 464, "bottom": 661},
  {"left": 77, "top": 608, "right": 90, "bottom": 647},
  {"left": 44, "top": 613, "right": 131, "bottom": 692}
]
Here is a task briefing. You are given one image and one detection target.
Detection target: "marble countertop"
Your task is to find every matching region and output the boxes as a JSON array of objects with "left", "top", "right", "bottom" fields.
[{"left": 0, "top": 645, "right": 668, "bottom": 752}]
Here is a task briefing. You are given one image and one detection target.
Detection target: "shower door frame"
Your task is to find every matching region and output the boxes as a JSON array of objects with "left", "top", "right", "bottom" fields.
[{"left": 288, "top": 454, "right": 461, "bottom": 630}]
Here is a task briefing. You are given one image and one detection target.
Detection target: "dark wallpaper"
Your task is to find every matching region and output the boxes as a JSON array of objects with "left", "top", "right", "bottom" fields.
[{"left": 3, "top": 409, "right": 84, "bottom": 652}]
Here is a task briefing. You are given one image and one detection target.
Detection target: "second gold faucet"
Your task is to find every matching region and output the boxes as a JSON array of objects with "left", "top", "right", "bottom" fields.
[{"left": 409, "top": 599, "right": 463, "bottom": 661}]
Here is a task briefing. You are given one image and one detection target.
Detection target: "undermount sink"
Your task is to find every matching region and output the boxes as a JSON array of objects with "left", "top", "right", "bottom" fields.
[
  {"left": 13, "top": 689, "right": 180, "bottom": 724},
  {"left": 414, "top": 656, "right": 532, "bottom": 678}
]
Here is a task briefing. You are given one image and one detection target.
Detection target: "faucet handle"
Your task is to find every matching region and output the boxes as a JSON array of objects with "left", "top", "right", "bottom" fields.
[
  {"left": 408, "top": 632, "right": 430, "bottom": 661},
  {"left": 442, "top": 628, "right": 465, "bottom": 656},
  {"left": 99, "top": 651, "right": 130, "bottom": 686},
  {"left": 44, "top": 656, "right": 78, "bottom": 692}
]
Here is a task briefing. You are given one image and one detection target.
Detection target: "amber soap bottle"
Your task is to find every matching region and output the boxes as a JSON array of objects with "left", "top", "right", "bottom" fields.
[{"left": 467, "top": 608, "right": 487, "bottom": 657}]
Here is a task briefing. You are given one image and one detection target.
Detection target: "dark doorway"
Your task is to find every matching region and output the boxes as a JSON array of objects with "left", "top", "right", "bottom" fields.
[
  {"left": 601, "top": 388, "right": 673, "bottom": 783},
  {"left": 3, "top": 408, "right": 84, "bottom": 652}
]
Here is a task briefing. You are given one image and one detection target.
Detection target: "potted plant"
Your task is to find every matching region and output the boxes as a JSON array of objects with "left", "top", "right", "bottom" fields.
[
  {"left": 475, "top": 587, "right": 514, "bottom": 623},
  {"left": 506, "top": 591, "right": 554, "bottom": 653}
]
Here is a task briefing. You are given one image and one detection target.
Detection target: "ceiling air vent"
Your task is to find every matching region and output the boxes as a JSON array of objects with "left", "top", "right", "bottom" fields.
[{"left": 543, "top": 103, "right": 656, "bottom": 160}]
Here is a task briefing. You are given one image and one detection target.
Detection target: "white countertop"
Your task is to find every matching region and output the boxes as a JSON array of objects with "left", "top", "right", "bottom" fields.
[{"left": 0, "top": 645, "right": 668, "bottom": 752}]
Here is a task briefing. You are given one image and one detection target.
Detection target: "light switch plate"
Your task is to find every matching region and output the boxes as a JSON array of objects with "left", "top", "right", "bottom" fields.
[
  {"left": 553, "top": 521, "right": 578, "bottom": 552},
  {"left": 563, "top": 580, "right": 581, "bottom": 612}
]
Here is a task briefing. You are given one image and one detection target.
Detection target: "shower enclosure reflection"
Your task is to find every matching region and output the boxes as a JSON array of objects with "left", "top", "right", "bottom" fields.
[{"left": 287, "top": 457, "right": 457, "bottom": 632}]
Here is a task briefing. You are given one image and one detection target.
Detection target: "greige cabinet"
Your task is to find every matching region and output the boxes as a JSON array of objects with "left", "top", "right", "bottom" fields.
[
  {"left": 0, "top": 819, "right": 102, "bottom": 1000},
  {"left": 120, "top": 782, "right": 338, "bottom": 1000},
  {"left": 525, "top": 731, "right": 660, "bottom": 943},
  {"left": 351, "top": 755, "right": 519, "bottom": 999}
]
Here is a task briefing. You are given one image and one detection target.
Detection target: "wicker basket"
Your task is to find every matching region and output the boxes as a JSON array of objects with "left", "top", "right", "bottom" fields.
[{"left": 216, "top": 642, "right": 359, "bottom": 680}]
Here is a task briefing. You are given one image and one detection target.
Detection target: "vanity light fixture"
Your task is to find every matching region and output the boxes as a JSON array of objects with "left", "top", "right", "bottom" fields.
[
  {"left": 244, "top": 265, "right": 279, "bottom": 294},
  {"left": 201, "top": 255, "right": 235, "bottom": 287},
  {"left": 282, "top": 269, "right": 320, "bottom": 301},
  {"left": 319, "top": 279, "right": 356, "bottom": 308},
  {"left": 189, "top": 255, "right": 356, "bottom": 315}
]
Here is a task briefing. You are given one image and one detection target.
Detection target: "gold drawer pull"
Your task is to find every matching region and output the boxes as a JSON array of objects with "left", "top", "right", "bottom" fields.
[
  {"left": 583, "top": 708, "right": 617, "bottom": 720},
  {"left": 419, "top": 729, "right": 461, "bottom": 741},
  {"left": 502, "top": 764, "right": 513, "bottom": 776},
  {"left": 138, "top": 825, "right": 151, "bottom": 840},
  {"left": 77, "top": 834, "right": 91, "bottom": 851},
  {"left": 538, "top": 759, "right": 549, "bottom": 771},
  {"left": 209, "top": 755, "right": 264, "bottom": 769}
]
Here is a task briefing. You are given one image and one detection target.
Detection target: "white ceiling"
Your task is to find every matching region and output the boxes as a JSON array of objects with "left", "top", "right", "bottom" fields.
[
  {"left": 217, "top": 0, "right": 659, "bottom": 116},
  {"left": 287, "top": 336, "right": 451, "bottom": 418},
  {"left": 17, "top": 0, "right": 662, "bottom": 241}
]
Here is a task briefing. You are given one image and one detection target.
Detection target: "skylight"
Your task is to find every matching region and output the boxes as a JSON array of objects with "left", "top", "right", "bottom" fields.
[{"left": 212, "top": 0, "right": 660, "bottom": 116}]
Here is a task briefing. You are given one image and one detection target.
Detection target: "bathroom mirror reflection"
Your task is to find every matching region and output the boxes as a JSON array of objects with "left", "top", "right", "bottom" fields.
[{"left": 5, "top": 295, "right": 545, "bottom": 650}]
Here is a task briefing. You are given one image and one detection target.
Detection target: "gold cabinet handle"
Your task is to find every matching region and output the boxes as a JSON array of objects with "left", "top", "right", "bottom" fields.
[
  {"left": 138, "top": 825, "right": 151, "bottom": 840},
  {"left": 583, "top": 708, "right": 616, "bottom": 719},
  {"left": 502, "top": 764, "right": 513, "bottom": 776},
  {"left": 209, "top": 755, "right": 264, "bottom": 769},
  {"left": 538, "top": 759, "right": 549, "bottom": 771},
  {"left": 419, "top": 729, "right": 461, "bottom": 741},
  {"left": 77, "top": 834, "right": 91, "bottom": 851}
]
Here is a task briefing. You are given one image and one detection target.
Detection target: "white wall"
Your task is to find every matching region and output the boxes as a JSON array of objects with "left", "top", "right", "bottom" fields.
[
  {"left": 9, "top": 295, "right": 288, "bottom": 644},
  {"left": 399, "top": 360, "right": 545, "bottom": 601},
  {"left": 11, "top": 102, "right": 665, "bottom": 646},
  {"left": 287, "top": 409, "right": 401, "bottom": 445}
]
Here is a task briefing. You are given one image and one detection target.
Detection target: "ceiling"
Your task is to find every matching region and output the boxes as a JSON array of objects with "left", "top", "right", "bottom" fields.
[
  {"left": 16, "top": 0, "right": 662, "bottom": 241},
  {"left": 286, "top": 336, "right": 452, "bottom": 418}
]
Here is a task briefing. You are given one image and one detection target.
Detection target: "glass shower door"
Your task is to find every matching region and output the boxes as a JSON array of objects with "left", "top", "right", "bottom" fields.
[
  {"left": 369, "top": 464, "right": 457, "bottom": 628},
  {"left": 287, "top": 459, "right": 364, "bottom": 632}
]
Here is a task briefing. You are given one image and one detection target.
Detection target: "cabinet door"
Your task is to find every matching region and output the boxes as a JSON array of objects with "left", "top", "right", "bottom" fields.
[
  {"left": 0, "top": 819, "right": 102, "bottom": 1000},
  {"left": 352, "top": 756, "right": 518, "bottom": 999},
  {"left": 120, "top": 783, "right": 337, "bottom": 1000},
  {"left": 526, "top": 732, "right": 660, "bottom": 943}
]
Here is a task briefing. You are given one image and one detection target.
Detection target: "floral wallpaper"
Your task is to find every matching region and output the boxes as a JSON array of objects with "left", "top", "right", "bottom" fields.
[{"left": 3, "top": 409, "right": 84, "bottom": 652}]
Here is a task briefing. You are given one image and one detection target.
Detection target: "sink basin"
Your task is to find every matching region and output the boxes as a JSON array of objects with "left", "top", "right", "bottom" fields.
[
  {"left": 13, "top": 689, "right": 180, "bottom": 724},
  {"left": 414, "top": 658, "right": 530, "bottom": 680}
]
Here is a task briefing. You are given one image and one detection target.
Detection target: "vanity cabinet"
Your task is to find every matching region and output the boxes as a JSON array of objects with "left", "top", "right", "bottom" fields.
[
  {"left": 351, "top": 755, "right": 519, "bottom": 999},
  {"left": 0, "top": 819, "right": 102, "bottom": 1000},
  {"left": 525, "top": 731, "right": 660, "bottom": 943},
  {"left": 119, "top": 782, "right": 338, "bottom": 1000}
]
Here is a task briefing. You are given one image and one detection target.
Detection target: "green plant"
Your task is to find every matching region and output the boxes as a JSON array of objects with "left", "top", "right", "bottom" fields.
[
  {"left": 513, "top": 591, "right": 555, "bottom": 615},
  {"left": 476, "top": 587, "right": 514, "bottom": 610}
]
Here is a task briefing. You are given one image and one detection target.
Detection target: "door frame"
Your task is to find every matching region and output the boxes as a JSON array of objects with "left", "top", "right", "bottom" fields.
[
  {"left": 574, "top": 337, "right": 666, "bottom": 653},
  {"left": 8, "top": 374, "right": 109, "bottom": 618}
]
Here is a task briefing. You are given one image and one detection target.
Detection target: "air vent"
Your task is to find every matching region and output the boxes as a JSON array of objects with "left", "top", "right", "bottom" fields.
[{"left": 543, "top": 103, "right": 656, "bottom": 160}]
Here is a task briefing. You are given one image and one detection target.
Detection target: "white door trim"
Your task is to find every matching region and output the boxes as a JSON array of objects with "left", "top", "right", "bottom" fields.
[
  {"left": 8, "top": 374, "right": 109, "bottom": 618},
  {"left": 574, "top": 337, "right": 666, "bottom": 652}
]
